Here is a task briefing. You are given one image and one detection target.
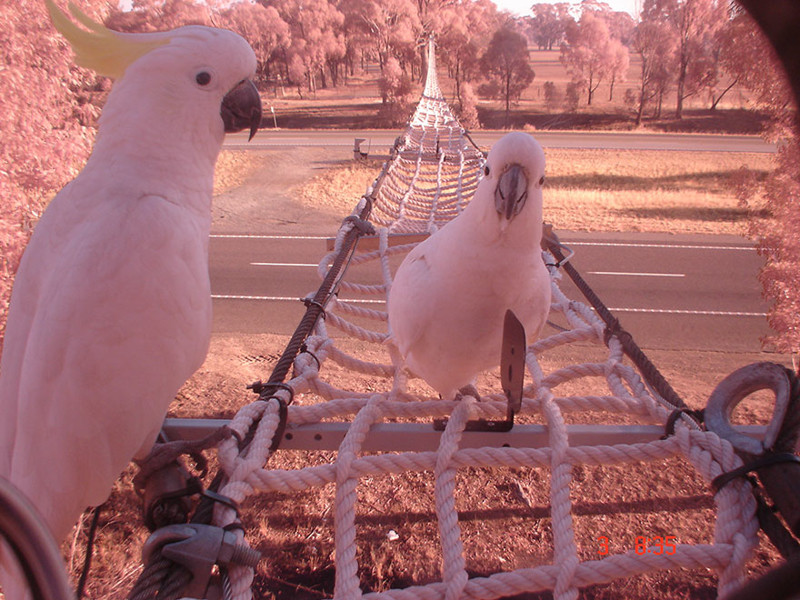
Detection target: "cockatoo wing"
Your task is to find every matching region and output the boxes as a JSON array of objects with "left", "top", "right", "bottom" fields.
[
  {"left": 2, "top": 187, "right": 211, "bottom": 541},
  {"left": 388, "top": 241, "right": 436, "bottom": 360}
]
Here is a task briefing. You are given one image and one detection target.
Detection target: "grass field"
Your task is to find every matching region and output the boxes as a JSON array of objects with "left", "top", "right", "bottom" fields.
[
  {"left": 264, "top": 49, "right": 767, "bottom": 134},
  {"left": 295, "top": 148, "right": 774, "bottom": 236}
]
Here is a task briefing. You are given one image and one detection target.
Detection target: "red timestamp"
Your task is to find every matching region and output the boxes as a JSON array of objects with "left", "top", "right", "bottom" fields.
[{"left": 597, "top": 535, "right": 678, "bottom": 556}]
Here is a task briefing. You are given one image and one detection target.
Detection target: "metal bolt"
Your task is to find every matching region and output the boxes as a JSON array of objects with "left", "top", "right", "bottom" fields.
[{"left": 219, "top": 530, "right": 261, "bottom": 568}]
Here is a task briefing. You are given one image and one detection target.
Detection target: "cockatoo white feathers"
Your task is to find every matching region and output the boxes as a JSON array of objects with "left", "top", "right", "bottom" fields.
[
  {"left": 0, "top": 0, "right": 261, "bottom": 552},
  {"left": 388, "top": 132, "right": 551, "bottom": 400}
]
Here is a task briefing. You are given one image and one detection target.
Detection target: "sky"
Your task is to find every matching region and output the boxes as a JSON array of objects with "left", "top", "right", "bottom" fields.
[{"left": 492, "top": 0, "right": 640, "bottom": 18}]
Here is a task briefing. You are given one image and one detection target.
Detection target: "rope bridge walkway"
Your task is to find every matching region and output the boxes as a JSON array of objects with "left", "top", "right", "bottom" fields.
[
  {"left": 121, "top": 37, "right": 799, "bottom": 600},
  {"left": 181, "top": 199, "right": 763, "bottom": 600},
  {"left": 369, "top": 38, "right": 485, "bottom": 234}
]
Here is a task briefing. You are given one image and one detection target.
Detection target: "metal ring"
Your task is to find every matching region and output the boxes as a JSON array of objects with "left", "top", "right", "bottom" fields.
[{"left": 705, "top": 362, "right": 792, "bottom": 455}]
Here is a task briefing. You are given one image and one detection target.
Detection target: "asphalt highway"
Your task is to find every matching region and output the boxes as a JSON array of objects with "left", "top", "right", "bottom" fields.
[
  {"left": 214, "top": 129, "right": 774, "bottom": 353},
  {"left": 208, "top": 231, "right": 771, "bottom": 353},
  {"left": 223, "top": 129, "right": 776, "bottom": 154}
]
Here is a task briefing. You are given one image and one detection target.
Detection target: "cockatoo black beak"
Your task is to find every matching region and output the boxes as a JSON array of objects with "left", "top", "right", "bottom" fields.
[
  {"left": 221, "top": 78, "right": 262, "bottom": 140},
  {"left": 495, "top": 164, "right": 528, "bottom": 221}
]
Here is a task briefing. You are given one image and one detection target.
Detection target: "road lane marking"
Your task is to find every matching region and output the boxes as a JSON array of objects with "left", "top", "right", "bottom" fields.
[
  {"left": 212, "top": 294, "right": 384, "bottom": 304},
  {"left": 211, "top": 234, "right": 758, "bottom": 251},
  {"left": 211, "top": 295, "right": 762, "bottom": 315},
  {"left": 589, "top": 271, "right": 685, "bottom": 278},
  {"left": 250, "top": 262, "right": 319, "bottom": 267},
  {"left": 211, "top": 234, "right": 329, "bottom": 240},
  {"left": 609, "top": 307, "right": 766, "bottom": 317},
  {"left": 569, "top": 241, "right": 755, "bottom": 251}
]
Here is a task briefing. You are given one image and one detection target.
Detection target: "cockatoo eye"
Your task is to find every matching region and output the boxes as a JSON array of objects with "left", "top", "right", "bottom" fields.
[
  {"left": 484, "top": 165, "right": 490, "bottom": 177},
  {"left": 539, "top": 175, "right": 545, "bottom": 186},
  {"left": 195, "top": 71, "right": 212, "bottom": 86}
]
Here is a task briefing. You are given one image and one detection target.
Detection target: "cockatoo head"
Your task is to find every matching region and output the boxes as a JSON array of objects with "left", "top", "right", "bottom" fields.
[
  {"left": 479, "top": 132, "right": 546, "bottom": 232},
  {"left": 46, "top": 0, "right": 262, "bottom": 142}
]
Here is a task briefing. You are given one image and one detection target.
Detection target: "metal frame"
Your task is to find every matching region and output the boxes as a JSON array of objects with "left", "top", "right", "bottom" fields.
[{"left": 162, "top": 418, "right": 768, "bottom": 453}]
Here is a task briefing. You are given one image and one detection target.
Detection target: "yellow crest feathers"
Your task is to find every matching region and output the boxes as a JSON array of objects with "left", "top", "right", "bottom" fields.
[{"left": 45, "top": 0, "right": 170, "bottom": 79}]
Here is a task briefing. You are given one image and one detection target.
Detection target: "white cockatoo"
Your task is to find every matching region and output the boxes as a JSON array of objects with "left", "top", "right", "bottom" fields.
[
  {"left": 387, "top": 132, "right": 551, "bottom": 400},
  {"left": 0, "top": 0, "right": 261, "bottom": 554}
]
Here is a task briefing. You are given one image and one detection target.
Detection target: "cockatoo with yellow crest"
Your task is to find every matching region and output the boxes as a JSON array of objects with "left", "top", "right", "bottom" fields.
[
  {"left": 388, "top": 132, "right": 551, "bottom": 401},
  {"left": 0, "top": 0, "right": 261, "bottom": 576}
]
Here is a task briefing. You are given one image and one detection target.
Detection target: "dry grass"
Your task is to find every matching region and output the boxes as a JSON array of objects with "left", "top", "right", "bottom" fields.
[
  {"left": 214, "top": 150, "right": 264, "bottom": 195},
  {"left": 293, "top": 149, "right": 775, "bottom": 235},
  {"left": 542, "top": 149, "right": 773, "bottom": 235}
]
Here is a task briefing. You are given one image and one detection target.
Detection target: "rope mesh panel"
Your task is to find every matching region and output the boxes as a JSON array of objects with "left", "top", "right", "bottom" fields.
[
  {"left": 370, "top": 39, "right": 485, "bottom": 234},
  {"left": 210, "top": 201, "right": 761, "bottom": 599},
  {"left": 196, "top": 39, "right": 761, "bottom": 600}
]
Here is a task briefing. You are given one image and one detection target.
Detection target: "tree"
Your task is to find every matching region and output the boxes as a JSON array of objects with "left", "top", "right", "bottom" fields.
[
  {"left": 642, "top": 0, "right": 727, "bottom": 118},
  {"left": 725, "top": 9, "right": 799, "bottom": 357},
  {"left": 106, "top": 0, "right": 212, "bottom": 31},
  {"left": 434, "top": 0, "right": 499, "bottom": 107},
  {"left": 529, "top": 3, "right": 572, "bottom": 50},
  {"left": 564, "top": 81, "right": 581, "bottom": 110},
  {"left": 339, "top": 0, "right": 421, "bottom": 74},
  {"left": 479, "top": 27, "right": 535, "bottom": 119},
  {"left": 456, "top": 81, "right": 481, "bottom": 129},
  {"left": 710, "top": 16, "right": 755, "bottom": 110},
  {"left": 0, "top": 0, "right": 109, "bottom": 347},
  {"left": 560, "top": 11, "right": 618, "bottom": 106},
  {"left": 631, "top": 18, "right": 677, "bottom": 124},
  {"left": 218, "top": 2, "right": 290, "bottom": 85},
  {"left": 377, "top": 55, "right": 414, "bottom": 125},
  {"left": 606, "top": 37, "right": 629, "bottom": 101},
  {"left": 265, "top": 0, "right": 346, "bottom": 93},
  {"left": 544, "top": 81, "right": 562, "bottom": 111}
]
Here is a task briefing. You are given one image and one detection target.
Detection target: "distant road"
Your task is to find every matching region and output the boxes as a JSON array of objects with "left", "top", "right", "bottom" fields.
[
  {"left": 209, "top": 231, "right": 771, "bottom": 353},
  {"left": 224, "top": 129, "right": 776, "bottom": 154}
]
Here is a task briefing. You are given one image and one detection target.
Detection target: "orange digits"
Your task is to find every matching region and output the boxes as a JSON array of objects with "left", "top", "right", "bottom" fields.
[{"left": 598, "top": 536, "right": 609, "bottom": 556}]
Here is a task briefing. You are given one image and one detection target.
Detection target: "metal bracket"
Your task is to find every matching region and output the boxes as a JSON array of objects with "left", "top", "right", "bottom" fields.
[
  {"left": 433, "top": 310, "right": 527, "bottom": 433},
  {"left": 541, "top": 223, "right": 574, "bottom": 268}
]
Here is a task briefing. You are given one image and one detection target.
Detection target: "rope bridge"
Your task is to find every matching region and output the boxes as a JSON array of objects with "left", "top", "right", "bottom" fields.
[
  {"left": 122, "top": 36, "right": 797, "bottom": 600},
  {"left": 369, "top": 39, "right": 485, "bottom": 234},
  {"left": 180, "top": 199, "right": 761, "bottom": 600}
]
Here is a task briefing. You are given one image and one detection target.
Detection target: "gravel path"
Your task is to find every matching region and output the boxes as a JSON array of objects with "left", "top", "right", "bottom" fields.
[{"left": 212, "top": 147, "right": 356, "bottom": 235}]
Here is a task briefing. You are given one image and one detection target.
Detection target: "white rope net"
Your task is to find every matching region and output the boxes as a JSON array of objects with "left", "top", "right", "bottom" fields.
[
  {"left": 369, "top": 39, "right": 485, "bottom": 234},
  {"left": 209, "top": 196, "right": 761, "bottom": 599},
  {"left": 203, "top": 39, "right": 761, "bottom": 600}
]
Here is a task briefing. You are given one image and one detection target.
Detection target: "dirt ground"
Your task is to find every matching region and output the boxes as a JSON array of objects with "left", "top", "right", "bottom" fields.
[{"left": 212, "top": 147, "right": 359, "bottom": 235}]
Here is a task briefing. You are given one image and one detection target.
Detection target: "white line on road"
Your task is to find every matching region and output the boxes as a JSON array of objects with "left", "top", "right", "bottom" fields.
[
  {"left": 250, "top": 262, "right": 319, "bottom": 267},
  {"left": 212, "top": 233, "right": 758, "bottom": 252},
  {"left": 569, "top": 241, "right": 755, "bottom": 251},
  {"left": 213, "top": 294, "right": 301, "bottom": 301},
  {"left": 609, "top": 307, "right": 766, "bottom": 317},
  {"left": 589, "top": 271, "right": 685, "bottom": 278},
  {"left": 211, "top": 295, "right": 763, "bottom": 315},
  {"left": 211, "top": 234, "right": 329, "bottom": 240},
  {"left": 212, "top": 294, "right": 384, "bottom": 304}
]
